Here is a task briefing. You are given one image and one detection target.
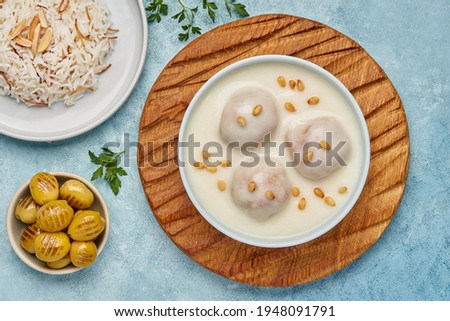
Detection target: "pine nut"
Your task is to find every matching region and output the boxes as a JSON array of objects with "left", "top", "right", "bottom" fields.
[
  {"left": 289, "top": 80, "right": 296, "bottom": 89},
  {"left": 265, "top": 190, "right": 276, "bottom": 200},
  {"left": 193, "top": 162, "right": 205, "bottom": 169},
  {"left": 206, "top": 167, "right": 217, "bottom": 173},
  {"left": 320, "top": 140, "right": 331, "bottom": 151},
  {"left": 298, "top": 197, "right": 306, "bottom": 210},
  {"left": 308, "top": 96, "right": 320, "bottom": 105},
  {"left": 314, "top": 187, "right": 325, "bottom": 198},
  {"left": 221, "top": 160, "right": 232, "bottom": 167},
  {"left": 253, "top": 104, "right": 263, "bottom": 116},
  {"left": 284, "top": 102, "right": 296, "bottom": 112},
  {"left": 217, "top": 180, "right": 226, "bottom": 191},
  {"left": 277, "top": 76, "right": 286, "bottom": 87},
  {"left": 304, "top": 151, "right": 314, "bottom": 163},
  {"left": 291, "top": 186, "right": 300, "bottom": 197},
  {"left": 324, "top": 196, "right": 336, "bottom": 207},
  {"left": 338, "top": 185, "right": 348, "bottom": 194},
  {"left": 248, "top": 181, "right": 256, "bottom": 192},
  {"left": 237, "top": 115, "right": 246, "bottom": 127}
]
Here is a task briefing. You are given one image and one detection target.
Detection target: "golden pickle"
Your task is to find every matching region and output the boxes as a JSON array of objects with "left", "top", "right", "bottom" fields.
[
  {"left": 20, "top": 223, "right": 41, "bottom": 254},
  {"left": 70, "top": 241, "right": 97, "bottom": 268},
  {"left": 46, "top": 254, "right": 72, "bottom": 269},
  {"left": 36, "top": 200, "right": 74, "bottom": 232},
  {"left": 29, "top": 172, "right": 59, "bottom": 205},
  {"left": 68, "top": 210, "right": 105, "bottom": 241},
  {"left": 35, "top": 232, "right": 71, "bottom": 262},
  {"left": 15, "top": 195, "right": 40, "bottom": 224},
  {"left": 59, "top": 179, "right": 94, "bottom": 210}
]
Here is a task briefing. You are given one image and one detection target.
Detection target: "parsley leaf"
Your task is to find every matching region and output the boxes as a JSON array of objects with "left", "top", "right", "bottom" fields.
[
  {"left": 88, "top": 148, "right": 127, "bottom": 195},
  {"left": 146, "top": 0, "right": 250, "bottom": 41},
  {"left": 146, "top": 0, "right": 169, "bottom": 23}
]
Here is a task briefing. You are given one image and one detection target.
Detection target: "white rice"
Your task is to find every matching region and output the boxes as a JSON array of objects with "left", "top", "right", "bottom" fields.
[{"left": 0, "top": 0, "right": 117, "bottom": 107}]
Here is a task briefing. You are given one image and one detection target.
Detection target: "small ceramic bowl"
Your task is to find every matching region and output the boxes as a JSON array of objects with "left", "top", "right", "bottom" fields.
[
  {"left": 6, "top": 172, "right": 109, "bottom": 275},
  {"left": 178, "top": 55, "right": 370, "bottom": 248}
]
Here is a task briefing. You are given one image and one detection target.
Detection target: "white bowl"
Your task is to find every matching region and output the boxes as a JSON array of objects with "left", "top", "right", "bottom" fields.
[
  {"left": 178, "top": 55, "right": 370, "bottom": 248},
  {"left": 6, "top": 172, "right": 109, "bottom": 274}
]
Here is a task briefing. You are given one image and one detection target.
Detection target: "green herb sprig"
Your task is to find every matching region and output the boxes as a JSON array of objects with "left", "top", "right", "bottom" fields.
[
  {"left": 89, "top": 148, "right": 128, "bottom": 195},
  {"left": 146, "top": 0, "right": 249, "bottom": 41}
]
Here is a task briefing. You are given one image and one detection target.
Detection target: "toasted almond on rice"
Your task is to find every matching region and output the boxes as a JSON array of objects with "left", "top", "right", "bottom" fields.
[
  {"left": 13, "top": 37, "right": 32, "bottom": 48},
  {"left": 31, "top": 23, "right": 41, "bottom": 55},
  {"left": 8, "top": 19, "right": 27, "bottom": 40},
  {"left": 28, "top": 16, "right": 40, "bottom": 41},
  {"left": 38, "top": 8, "right": 49, "bottom": 28},
  {"left": 37, "top": 28, "right": 53, "bottom": 53}
]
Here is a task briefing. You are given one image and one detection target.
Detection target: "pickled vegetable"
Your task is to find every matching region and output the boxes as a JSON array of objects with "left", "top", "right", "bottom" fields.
[
  {"left": 35, "top": 232, "right": 71, "bottom": 262},
  {"left": 29, "top": 172, "right": 59, "bottom": 205},
  {"left": 46, "top": 254, "right": 72, "bottom": 269},
  {"left": 68, "top": 210, "right": 105, "bottom": 241},
  {"left": 59, "top": 179, "right": 94, "bottom": 210},
  {"left": 70, "top": 241, "right": 97, "bottom": 268},
  {"left": 15, "top": 195, "right": 39, "bottom": 224},
  {"left": 20, "top": 223, "right": 41, "bottom": 254},
  {"left": 36, "top": 200, "right": 74, "bottom": 232}
]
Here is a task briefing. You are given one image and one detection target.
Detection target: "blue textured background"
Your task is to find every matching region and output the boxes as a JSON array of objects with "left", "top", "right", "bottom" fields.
[{"left": 1, "top": 0, "right": 449, "bottom": 300}]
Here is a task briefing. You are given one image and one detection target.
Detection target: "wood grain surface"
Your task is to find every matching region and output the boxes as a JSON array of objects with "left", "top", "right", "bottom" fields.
[{"left": 138, "top": 14, "right": 410, "bottom": 287}]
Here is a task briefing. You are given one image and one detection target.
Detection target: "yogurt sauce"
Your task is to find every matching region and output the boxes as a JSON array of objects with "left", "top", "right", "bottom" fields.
[{"left": 181, "top": 60, "right": 366, "bottom": 241}]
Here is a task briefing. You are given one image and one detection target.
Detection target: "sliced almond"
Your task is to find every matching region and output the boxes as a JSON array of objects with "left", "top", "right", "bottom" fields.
[
  {"left": 31, "top": 23, "right": 41, "bottom": 55},
  {"left": 308, "top": 96, "right": 320, "bottom": 105},
  {"left": 297, "top": 79, "right": 305, "bottom": 91},
  {"left": 108, "top": 36, "right": 118, "bottom": 40},
  {"left": 108, "top": 28, "right": 120, "bottom": 33},
  {"left": 324, "top": 196, "right": 336, "bottom": 207},
  {"left": 284, "top": 102, "right": 296, "bottom": 112},
  {"left": 38, "top": 8, "right": 49, "bottom": 29},
  {"left": 37, "top": 28, "right": 53, "bottom": 53},
  {"left": 28, "top": 16, "right": 40, "bottom": 41},
  {"left": 298, "top": 197, "right": 306, "bottom": 211},
  {"left": 8, "top": 19, "right": 27, "bottom": 40},
  {"left": 13, "top": 37, "right": 32, "bottom": 48},
  {"left": 217, "top": 180, "right": 226, "bottom": 192},
  {"left": 314, "top": 187, "right": 325, "bottom": 199}
]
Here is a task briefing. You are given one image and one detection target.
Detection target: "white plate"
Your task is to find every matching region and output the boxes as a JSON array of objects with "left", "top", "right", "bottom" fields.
[{"left": 0, "top": 0, "right": 147, "bottom": 142}]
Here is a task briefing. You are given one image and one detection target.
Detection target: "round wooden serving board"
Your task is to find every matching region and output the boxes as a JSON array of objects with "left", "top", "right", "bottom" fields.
[{"left": 138, "top": 14, "right": 410, "bottom": 287}]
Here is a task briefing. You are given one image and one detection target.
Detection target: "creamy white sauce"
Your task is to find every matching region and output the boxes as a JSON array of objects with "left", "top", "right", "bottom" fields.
[{"left": 181, "top": 61, "right": 365, "bottom": 240}]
